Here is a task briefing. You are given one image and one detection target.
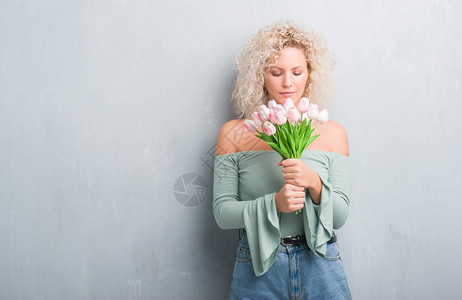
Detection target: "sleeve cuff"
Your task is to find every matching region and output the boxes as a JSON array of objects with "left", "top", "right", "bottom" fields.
[
  {"left": 302, "top": 173, "right": 334, "bottom": 257},
  {"left": 312, "top": 200, "right": 320, "bottom": 213},
  {"left": 242, "top": 192, "right": 281, "bottom": 277}
]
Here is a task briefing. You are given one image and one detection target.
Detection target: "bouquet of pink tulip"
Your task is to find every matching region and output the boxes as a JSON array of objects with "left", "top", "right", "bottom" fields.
[
  {"left": 242, "top": 97, "right": 329, "bottom": 214},
  {"left": 243, "top": 97, "right": 329, "bottom": 159}
]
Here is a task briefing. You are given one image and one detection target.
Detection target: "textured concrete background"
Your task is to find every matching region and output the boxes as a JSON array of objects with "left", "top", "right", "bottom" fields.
[{"left": 1, "top": 0, "right": 461, "bottom": 299}]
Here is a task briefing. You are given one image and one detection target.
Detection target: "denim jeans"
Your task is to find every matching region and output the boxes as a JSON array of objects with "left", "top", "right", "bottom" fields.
[{"left": 229, "top": 232, "right": 352, "bottom": 300}]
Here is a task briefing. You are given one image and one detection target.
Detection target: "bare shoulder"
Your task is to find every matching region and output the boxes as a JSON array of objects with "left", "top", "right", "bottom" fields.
[
  {"left": 325, "top": 120, "right": 349, "bottom": 157},
  {"left": 215, "top": 119, "right": 244, "bottom": 156}
]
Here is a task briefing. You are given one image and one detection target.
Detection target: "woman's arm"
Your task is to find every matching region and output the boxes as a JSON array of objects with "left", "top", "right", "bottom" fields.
[
  {"left": 212, "top": 119, "right": 279, "bottom": 229},
  {"left": 307, "top": 122, "right": 349, "bottom": 205},
  {"left": 212, "top": 153, "right": 279, "bottom": 229},
  {"left": 212, "top": 122, "right": 283, "bottom": 277},
  {"left": 278, "top": 121, "right": 351, "bottom": 229}
]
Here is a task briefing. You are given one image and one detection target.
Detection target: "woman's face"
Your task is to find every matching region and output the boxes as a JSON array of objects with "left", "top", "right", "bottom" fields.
[{"left": 264, "top": 46, "right": 309, "bottom": 107}]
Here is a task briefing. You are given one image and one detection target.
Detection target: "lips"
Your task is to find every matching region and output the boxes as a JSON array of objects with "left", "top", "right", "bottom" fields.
[{"left": 280, "top": 92, "right": 294, "bottom": 97}]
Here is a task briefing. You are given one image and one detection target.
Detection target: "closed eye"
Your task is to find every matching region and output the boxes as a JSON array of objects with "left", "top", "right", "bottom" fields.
[{"left": 271, "top": 72, "right": 303, "bottom": 77}]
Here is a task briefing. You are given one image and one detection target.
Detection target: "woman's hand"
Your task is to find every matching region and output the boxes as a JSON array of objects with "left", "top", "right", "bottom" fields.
[
  {"left": 277, "top": 158, "right": 316, "bottom": 189},
  {"left": 274, "top": 183, "right": 305, "bottom": 213}
]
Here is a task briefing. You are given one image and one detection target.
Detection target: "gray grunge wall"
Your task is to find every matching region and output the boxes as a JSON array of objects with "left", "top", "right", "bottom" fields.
[{"left": 1, "top": 0, "right": 461, "bottom": 299}]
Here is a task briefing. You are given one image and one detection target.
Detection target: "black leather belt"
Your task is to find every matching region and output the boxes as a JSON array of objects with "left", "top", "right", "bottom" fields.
[{"left": 242, "top": 229, "right": 337, "bottom": 246}]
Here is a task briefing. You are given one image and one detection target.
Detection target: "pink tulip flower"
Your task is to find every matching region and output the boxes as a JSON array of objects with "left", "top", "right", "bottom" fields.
[
  {"left": 288, "top": 107, "right": 301, "bottom": 123},
  {"left": 297, "top": 97, "right": 310, "bottom": 113},
  {"left": 251, "top": 111, "right": 263, "bottom": 126},
  {"left": 263, "top": 121, "right": 276, "bottom": 135},
  {"left": 258, "top": 105, "right": 270, "bottom": 121},
  {"left": 275, "top": 110, "right": 287, "bottom": 125},
  {"left": 307, "top": 103, "right": 319, "bottom": 120},
  {"left": 276, "top": 104, "right": 288, "bottom": 117},
  {"left": 318, "top": 109, "right": 329, "bottom": 124},
  {"left": 269, "top": 108, "right": 278, "bottom": 124},
  {"left": 283, "top": 98, "right": 295, "bottom": 110},
  {"left": 243, "top": 119, "right": 257, "bottom": 133},
  {"left": 268, "top": 99, "right": 278, "bottom": 109}
]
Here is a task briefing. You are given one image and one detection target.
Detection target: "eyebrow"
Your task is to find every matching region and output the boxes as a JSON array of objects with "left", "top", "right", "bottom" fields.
[{"left": 269, "top": 66, "right": 304, "bottom": 70}]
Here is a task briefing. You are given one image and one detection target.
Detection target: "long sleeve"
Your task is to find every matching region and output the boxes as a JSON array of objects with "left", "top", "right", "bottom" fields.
[
  {"left": 302, "top": 154, "right": 350, "bottom": 257},
  {"left": 212, "top": 153, "right": 281, "bottom": 277}
]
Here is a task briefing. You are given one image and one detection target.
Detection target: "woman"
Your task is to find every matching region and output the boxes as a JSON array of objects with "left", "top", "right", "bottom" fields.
[{"left": 213, "top": 19, "right": 352, "bottom": 300}]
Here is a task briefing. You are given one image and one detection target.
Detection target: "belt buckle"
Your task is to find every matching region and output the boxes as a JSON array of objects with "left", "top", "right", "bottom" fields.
[{"left": 281, "top": 235, "right": 295, "bottom": 246}]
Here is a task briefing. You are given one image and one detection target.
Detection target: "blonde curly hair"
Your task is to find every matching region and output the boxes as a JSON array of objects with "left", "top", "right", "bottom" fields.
[{"left": 232, "top": 19, "right": 336, "bottom": 119}]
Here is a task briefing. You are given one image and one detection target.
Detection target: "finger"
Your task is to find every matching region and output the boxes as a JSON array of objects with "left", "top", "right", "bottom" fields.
[
  {"left": 281, "top": 165, "right": 297, "bottom": 173},
  {"left": 291, "top": 198, "right": 305, "bottom": 205},
  {"left": 281, "top": 159, "right": 298, "bottom": 167},
  {"left": 287, "top": 183, "right": 305, "bottom": 190},
  {"left": 282, "top": 171, "right": 299, "bottom": 181},
  {"left": 292, "top": 190, "right": 306, "bottom": 197},
  {"left": 286, "top": 181, "right": 303, "bottom": 189},
  {"left": 284, "top": 179, "right": 294, "bottom": 186},
  {"left": 294, "top": 200, "right": 306, "bottom": 207},
  {"left": 283, "top": 173, "right": 296, "bottom": 180},
  {"left": 288, "top": 183, "right": 304, "bottom": 189}
]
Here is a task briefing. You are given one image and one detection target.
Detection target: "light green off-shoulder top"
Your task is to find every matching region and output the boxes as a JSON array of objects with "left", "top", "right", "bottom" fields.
[{"left": 212, "top": 149, "right": 350, "bottom": 277}]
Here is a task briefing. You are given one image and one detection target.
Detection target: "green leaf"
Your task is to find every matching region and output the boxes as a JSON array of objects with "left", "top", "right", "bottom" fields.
[
  {"left": 266, "top": 141, "right": 282, "bottom": 153},
  {"left": 278, "top": 139, "right": 290, "bottom": 157},
  {"left": 279, "top": 129, "right": 291, "bottom": 156},
  {"left": 289, "top": 121, "right": 294, "bottom": 135},
  {"left": 271, "top": 134, "right": 278, "bottom": 144},
  {"left": 288, "top": 134, "right": 296, "bottom": 158},
  {"left": 267, "top": 141, "right": 288, "bottom": 158},
  {"left": 294, "top": 129, "right": 300, "bottom": 149},
  {"left": 301, "top": 120, "right": 310, "bottom": 137},
  {"left": 281, "top": 123, "right": 290, "bottom": 137},
  {"left": 306, "top": 134, "right": 320, "bottom": 147},
  {"left": 299, "top": 128, "right": 309, "bottom": 153},
  {"left": 310, "top": 127, "right": 316, "bottom": 137}
]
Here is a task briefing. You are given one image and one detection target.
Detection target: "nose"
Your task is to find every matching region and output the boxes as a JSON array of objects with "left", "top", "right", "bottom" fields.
[{"left": 282, "top": 74, "right": 293, "bottom": 88}]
